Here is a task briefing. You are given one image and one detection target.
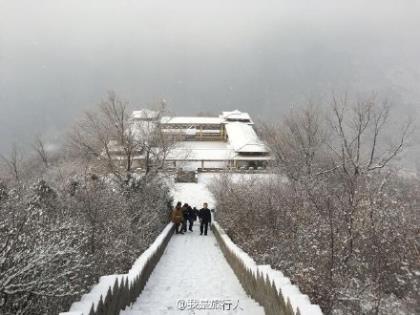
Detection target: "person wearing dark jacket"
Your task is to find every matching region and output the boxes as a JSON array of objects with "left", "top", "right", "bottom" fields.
[
  {"left": 181, "top": 203, "right": 189, "bottom": 232},
  {"left": 186, "top": 205, "right": 196, "bottom": 232},
  {"left": 198, "top": 202, "right": 212, "bottom": 236}
]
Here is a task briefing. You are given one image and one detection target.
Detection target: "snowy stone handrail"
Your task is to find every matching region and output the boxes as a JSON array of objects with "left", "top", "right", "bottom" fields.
[
  {"left": 212, "top": 222, "right": 324, "bottom": 315},
  {"left": 59, "top": 223, "right": 174, "bottom": 315}
]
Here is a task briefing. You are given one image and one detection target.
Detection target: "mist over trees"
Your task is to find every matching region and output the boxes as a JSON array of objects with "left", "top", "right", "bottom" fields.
[{"left": 211, "top": 97, "right": 419, "bottom": 315}]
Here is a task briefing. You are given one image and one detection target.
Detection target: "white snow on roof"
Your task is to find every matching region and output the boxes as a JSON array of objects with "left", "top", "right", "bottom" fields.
[
  {"left": 225, "top": 122, "right": 268, "bottom": 153},
  {"left": 131, "top": 109, "right": 160, "bottom": 120},
  {"left": 161, "top": 129, "right": 221, "bottom": 134},
  {"left": 233, "top": 155, "right": 272, "bottom": 161},
  {"left": 160, "top": 116, "right": 224, "bottom": 125},
  {"left": 220, "top": 110, "right": 252, "bottom": 122}
]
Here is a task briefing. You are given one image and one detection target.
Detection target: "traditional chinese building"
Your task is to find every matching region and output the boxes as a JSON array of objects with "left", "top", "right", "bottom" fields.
[{"left": 114, "top": 109, "right": 271, "bottom": 171}]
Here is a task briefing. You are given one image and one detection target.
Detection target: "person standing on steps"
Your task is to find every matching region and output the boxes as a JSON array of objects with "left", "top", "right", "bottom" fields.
[
  {"left": 187, "top": 204, "right": 196, "bottom": 232},
  {"left": 171, "top": 202, "right": 184, "bottom": 234},
  {"left": 181, "top": 203, "right": 189, "bottom": 233},
  {"left": 199, "top": 202, "right": 212, "bottom": 236}
]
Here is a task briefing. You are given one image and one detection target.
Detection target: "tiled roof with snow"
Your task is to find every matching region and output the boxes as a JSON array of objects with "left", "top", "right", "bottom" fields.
[
  {"left": 225, "top": 122, "right": 268, "bottom": 153},
  {"left": 220, "top": 110, "right": 252, "bottom": 123}
]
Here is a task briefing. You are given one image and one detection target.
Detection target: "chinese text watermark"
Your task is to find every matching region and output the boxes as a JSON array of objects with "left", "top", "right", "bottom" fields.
[{"left": 177, "top": 299, "right": 240, "bottom": 311}]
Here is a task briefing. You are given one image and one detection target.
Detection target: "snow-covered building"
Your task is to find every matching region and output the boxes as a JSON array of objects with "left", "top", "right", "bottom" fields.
[{"left": 112, "top": 110, "right": 271, "bottom": 171}]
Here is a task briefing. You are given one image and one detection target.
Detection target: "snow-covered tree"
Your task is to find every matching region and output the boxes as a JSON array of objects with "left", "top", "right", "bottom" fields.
[{"left": 0, "top": 94, "right": 173, "bottom": 314}]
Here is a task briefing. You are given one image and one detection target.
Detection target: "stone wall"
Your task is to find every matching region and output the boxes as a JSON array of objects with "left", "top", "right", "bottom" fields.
[{"left": 212, "top": 222, "right": 323, "bottom": 315}]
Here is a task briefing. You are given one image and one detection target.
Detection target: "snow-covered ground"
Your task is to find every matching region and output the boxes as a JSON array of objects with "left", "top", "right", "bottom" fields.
[
  {"left": 197, "top": 172, "right": 284, "bottom": 185},
  {"left": 121, "top": 229, "right": 264, "bottom": 315},
  {"left": 168, "top": 172, "right": 283, "bottom": 210},
  {"left": 170, "top": 179, "right": 216, "bottom": 209}
]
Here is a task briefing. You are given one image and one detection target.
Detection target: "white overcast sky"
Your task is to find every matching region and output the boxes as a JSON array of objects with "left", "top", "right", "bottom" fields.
[{"left": 0, "top": 0, "right": 419, "bottom": 152}]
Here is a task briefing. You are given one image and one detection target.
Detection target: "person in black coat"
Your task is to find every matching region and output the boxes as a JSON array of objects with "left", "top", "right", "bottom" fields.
[
  {"left": 187, "top": 205, "right": 196, "bottom": 232},
  {"left": 198, "top": 202, "right": 212, "bottom": 236},
  {"left": 181, "top": 203, "right": 189, "bottom": 233}
]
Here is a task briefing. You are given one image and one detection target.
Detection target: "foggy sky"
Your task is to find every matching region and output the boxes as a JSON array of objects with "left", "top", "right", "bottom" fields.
[{"left": 1, "top": 0, "right": 420, "bottom": 153}]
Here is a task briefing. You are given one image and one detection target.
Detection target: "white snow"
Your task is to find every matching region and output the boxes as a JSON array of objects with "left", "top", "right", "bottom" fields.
[
  {"left": 220, "top": 110, "right": 253, "bottom": 124},
  {"left": 67, "top": 274, "right": 125, "bottom": 313},
  {"left": 121, "top": 229, "right": 264, "bottom": 315},
  {"left": 170, "top": 178, "right": 216, "bottom": 209},
  {"left": 225, "top": 123, "right": 268, "bottom": 153},
  {"left": 197, "top": 172, "right": 286, "bottom": 186},
  {"left": 127, "top": 223, "right": 175, "bottom": 281}
]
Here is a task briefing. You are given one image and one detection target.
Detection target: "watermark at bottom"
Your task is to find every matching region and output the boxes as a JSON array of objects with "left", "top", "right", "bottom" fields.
[{"left": 177, "top": 299, "right": 240, "bottom": 311}]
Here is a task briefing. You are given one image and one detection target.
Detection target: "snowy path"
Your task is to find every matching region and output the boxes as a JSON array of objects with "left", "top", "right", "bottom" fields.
[
  {"left": 170, "top": 180, "right": 216, "bottom": 209},
  {"left": 121, "top": 178, "right": 264, "bottom": 314},
  {"left": 120, "top": 228, "right": 264, "bottom": 315}
]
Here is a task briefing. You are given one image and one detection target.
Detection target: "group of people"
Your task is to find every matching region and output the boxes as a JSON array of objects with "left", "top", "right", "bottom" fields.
[{"left": 171, "top": 202, "right": 212, "bottom": 236}]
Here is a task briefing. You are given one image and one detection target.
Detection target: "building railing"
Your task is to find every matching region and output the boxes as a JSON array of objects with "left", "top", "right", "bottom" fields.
[{"left": 197, "top": 166, "right": 269, "bottom": 173}]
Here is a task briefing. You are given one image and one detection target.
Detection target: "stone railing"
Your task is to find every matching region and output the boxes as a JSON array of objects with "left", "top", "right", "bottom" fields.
[
  {"left": 197, "top": 167, "right": 269, "bottom": 173},
  {"left": 59, "top": 223, "right": 174, "bottom": 315},
  {"left": 212, "top": 222, "right": 323, "bottom": 315}
]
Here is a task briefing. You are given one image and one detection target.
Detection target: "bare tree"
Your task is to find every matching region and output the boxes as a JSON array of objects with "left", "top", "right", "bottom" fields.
[
  {"left": 328, "top": 96, "right": 412, "bottom": 261},
  {"left": 32, "top": 135, "right": 50, "bottom": 169},
  {"left": 0, "top": 144, "right": 23, "bottom": 188},
  {"left": 68, "top": 92, "right": 130, "bottom": 183},
  {"left": 260, "top": 104, "right": 332, "bottom": 181},
  {"left": 329, "top": 96, "right": 412, "bottom": 176},
  {"left": 68, "top": 92, "right": 176, "bottom": 184}
]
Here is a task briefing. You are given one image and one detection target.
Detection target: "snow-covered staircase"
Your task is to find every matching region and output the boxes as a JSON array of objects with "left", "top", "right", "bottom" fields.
[{"left": 120, "top": 228, "right": 264, "bottom": 314}]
